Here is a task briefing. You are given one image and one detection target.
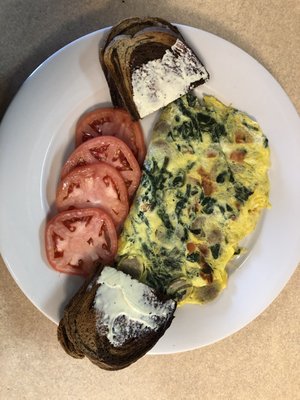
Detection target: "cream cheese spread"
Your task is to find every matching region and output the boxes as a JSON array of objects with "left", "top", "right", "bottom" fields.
[
  {"left": 131, "top": 39, "right": 209, "bottom": 118},
  {"left": 94, "top": 267, "right": 175, "bottom": 347}
]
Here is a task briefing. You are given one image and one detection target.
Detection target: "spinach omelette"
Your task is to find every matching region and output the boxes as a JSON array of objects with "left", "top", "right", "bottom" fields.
[{"left": 115, "top": 93, "right": 270, "bottom": 305}]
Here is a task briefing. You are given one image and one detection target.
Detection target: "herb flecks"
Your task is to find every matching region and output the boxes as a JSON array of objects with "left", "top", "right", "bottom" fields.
[
  {"left": 235, "top": 184, "right": 253, "bottom": 203},
  {"left": 210, "top": 243, "right": 221, "bottom": 259}
]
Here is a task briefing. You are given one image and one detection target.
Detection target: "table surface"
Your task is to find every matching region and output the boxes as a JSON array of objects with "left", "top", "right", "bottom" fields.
[{"left": 0, "top": 1, "right": 299, "bottom": 399}]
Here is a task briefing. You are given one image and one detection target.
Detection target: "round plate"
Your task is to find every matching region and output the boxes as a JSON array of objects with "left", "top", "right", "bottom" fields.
[{"left": 0, "top": 25, "right": 299, "bottom": 355}]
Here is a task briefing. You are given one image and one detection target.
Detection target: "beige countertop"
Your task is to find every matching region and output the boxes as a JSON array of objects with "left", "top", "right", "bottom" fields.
[{"left": 0, "top": 1, "right": 299, "bottom": 399}]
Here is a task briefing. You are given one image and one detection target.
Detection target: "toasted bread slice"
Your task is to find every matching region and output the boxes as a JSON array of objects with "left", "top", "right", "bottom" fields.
[
  {"left": 101, "top": 17, "right": 184, "bottom": 112},
  {"left": 100, "top": 17, "right": 209, "bottom": 120},
  {"left": 58, "top": 266, "right": 176, "bottom": 370},
  {"left": 102, "top": 30, "right": 181, "bottom": 119}
]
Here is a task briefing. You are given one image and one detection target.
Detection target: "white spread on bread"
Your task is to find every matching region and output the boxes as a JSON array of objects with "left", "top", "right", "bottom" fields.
[
  {"left": 94, "top": 267, "right": 174, "bottom": 347},
  {"left": 131, "top": 39, "right": 209, "bottom": 118}
]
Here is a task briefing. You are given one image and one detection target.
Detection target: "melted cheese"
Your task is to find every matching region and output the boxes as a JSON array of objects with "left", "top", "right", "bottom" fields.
[{"left": 117, "top": 94, "right": 270, "bottom": 305}]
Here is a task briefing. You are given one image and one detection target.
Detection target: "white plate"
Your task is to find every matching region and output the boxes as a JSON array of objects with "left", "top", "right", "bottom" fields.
[{"left": 0, "top": 25, "right": 299, "bottom": 355}]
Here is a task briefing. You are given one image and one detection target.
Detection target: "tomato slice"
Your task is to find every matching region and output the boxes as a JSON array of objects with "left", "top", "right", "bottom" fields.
[
  {"left": 61, "top": 136, "right": 141, "bottom": 199},
  {"left": 45, "top": 208, "right": 117, "bottom": 276},
  {"left": 56, "top": 162, "right": 129, "bottom": 231},
  {"left": 75, "top": 108, "right": 146, "bottom": 166}
]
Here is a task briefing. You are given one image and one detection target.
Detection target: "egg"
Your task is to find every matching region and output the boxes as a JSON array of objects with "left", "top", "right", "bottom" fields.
[{"left": 116, "top": 93, "right": 270, "bottom": 305}]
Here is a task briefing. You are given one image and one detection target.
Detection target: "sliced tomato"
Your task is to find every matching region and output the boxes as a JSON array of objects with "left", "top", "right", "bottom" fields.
[
  {"left": 61, "top": 136, "right": 141, "bottom": 198},
  {"left": 45, "top": 208, "right": 117, "bottom": 276},
  {"left": 75, "top": 108, "right": 146, "bottom": 166},
  {"left": 56, "top": 162, "right": 129, "bottom": 231}
]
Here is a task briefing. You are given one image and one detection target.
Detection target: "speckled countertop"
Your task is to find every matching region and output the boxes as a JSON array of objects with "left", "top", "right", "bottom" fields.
[{"left": 0, "top": 1, "right": 299, "bottom": 399}]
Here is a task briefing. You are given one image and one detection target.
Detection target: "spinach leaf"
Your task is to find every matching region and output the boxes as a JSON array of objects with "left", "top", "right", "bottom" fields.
[
  {"left": 137, "top": 211, "right": 149, "bottom": 227},
  {"left": 187, "top": 252, "right": 200, "bottom": 263},
  {"left": 211, "top": 123, "right": 226, "bottom": 142},
  {"left": 235, "top": 184, "right": 253, "bottom": 203},
  {"left": 175, "top": 184, "right": 191, "bottom": 218},
  {"left": 186, "top": 93, "right": 197, "bottom": 108},
  {"left": 157, "top": 207, "right": 174, "bottom": 232},
  {"left": 201, "top": 196, "right": 216, "bottom": 214},
  {"left": 216, "top": 171, "right": 227, "bottom": 183},
  {"left": 196, "top": 112, "right": 215, "bottom": 126},
  {"left": 173, "top": 171, "right": 186, "bottom": 187},
  {"left": 210, "top": 243, "right": 221, "bottom": 259}
]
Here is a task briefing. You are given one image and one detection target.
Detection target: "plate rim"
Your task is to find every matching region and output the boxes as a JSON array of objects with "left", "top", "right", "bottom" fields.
[{"left": 0, "top": 23, "right": 300, "bottom": 355}]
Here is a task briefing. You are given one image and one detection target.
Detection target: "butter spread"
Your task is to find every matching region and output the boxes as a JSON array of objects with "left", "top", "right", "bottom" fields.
[
  {"left": 131, "top": 39, "right": 209, "bottom": 118},
  {"left": 94, "top": 267, "right": 175, "bottom": 347}
]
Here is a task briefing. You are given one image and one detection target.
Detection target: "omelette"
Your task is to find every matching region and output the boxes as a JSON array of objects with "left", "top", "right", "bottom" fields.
[{"left": 116, "top": 93, "right": 270, "bottom": 305}]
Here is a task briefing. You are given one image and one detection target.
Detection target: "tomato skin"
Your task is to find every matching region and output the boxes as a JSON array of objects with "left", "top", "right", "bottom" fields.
[
  {"left": 56, "top": 162, "right": 129, "bottom": 231},
  {"left": 61, "top": 136, "right": 141, "bottom": 199},
  {"left": 45, "top": 208, "right": 117, "bottom": 276},
  {"left": 75, "top": 108, "right": 146, "bottom": 166}
]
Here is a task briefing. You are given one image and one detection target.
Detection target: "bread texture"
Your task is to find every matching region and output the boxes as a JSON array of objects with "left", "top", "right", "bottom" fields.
[
  {"left": 58, "top": 266, "right": 176, "bottom": 370},
  {"left": 100, "top": 17, "right": 209, "bottom": 120}
]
